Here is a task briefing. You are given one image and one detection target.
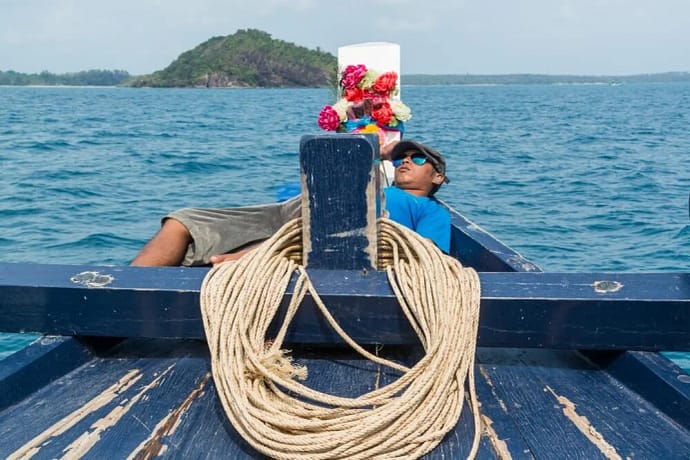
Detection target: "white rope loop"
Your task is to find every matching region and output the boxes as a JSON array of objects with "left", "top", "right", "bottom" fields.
[{"left": 200, "top": 217, "right": 482, "bottom": 459}]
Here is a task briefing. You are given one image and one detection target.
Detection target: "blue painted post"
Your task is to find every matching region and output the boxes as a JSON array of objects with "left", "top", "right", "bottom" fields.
[{"left": 299, "top": 134, "right": 381, "bottom": 270}]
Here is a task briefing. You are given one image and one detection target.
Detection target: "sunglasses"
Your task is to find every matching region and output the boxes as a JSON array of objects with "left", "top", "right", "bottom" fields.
[{"left": 392, "top": 153, "right": 428, "bottom": 168}]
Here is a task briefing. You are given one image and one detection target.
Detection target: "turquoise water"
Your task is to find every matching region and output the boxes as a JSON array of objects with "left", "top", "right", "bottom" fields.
[
  {"left": 1, "top": 84, "right": 689, "bottom": 369},
  {"left": 0, "top": 333, "right": 38, "bottom": 360}
]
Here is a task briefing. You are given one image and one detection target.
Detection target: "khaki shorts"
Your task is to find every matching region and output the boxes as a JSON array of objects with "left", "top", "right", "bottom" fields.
[{"left": 166, "top": 196, "right": 301, "bottom": 266}]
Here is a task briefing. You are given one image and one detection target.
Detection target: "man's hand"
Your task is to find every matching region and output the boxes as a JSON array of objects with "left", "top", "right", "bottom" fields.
[
  {"left": 380, "top": 140, "right": 400, "bottom": 161},
  {"left": 209, "top": 242, "right": 261, "bottom": 265},
  {"left": 209, "top": 252, "right": 245, "bottom": 265}
]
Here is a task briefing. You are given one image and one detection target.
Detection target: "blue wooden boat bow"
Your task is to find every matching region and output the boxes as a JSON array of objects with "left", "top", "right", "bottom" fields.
[{"left": 0, "top": 134, "right": 688, "bottom": 458}]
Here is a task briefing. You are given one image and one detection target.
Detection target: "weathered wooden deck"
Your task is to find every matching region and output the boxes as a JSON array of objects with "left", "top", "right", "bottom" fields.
[{"left": 0, "top": 337, "right": 688, "bottom": 458}]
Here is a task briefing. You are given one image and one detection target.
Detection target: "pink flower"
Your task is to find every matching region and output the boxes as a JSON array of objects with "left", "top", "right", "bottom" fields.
[
  {"left": 317, "top": 105, "right": 341, "bottom": 131},
  {"left": 341, "top": 64, "right": 367, "bottom": 90},
  {"left": 372, "top": 71, "right": 398, "bottom": 95}
]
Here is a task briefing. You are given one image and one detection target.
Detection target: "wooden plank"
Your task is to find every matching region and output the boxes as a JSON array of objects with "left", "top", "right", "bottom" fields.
[
  {"left": 477, "top": 350, "right": 608, "bottom": 459},
  {"left": 0, "top": 263, "right": 689, "bottom": 350},
  {"left": 476, "top": 348, "right": 690, "bottom": 458},
  {"left": 584, "top": 350, "right": 690, "bottom": 431},
  {"left": 151, "top": 370, "right": 258, "bottom": 459},
  {"left": 300, "top": 134, "right": 380, "bottom": 270},
  {"left": 0, "top": 339, "right": 235, "bottom": 459},
  {"left": 473, "top": 365, "right": 535, "bottom": 458},
  {"left": 0, "top": 336, "right": 93, "bottom": 410}
]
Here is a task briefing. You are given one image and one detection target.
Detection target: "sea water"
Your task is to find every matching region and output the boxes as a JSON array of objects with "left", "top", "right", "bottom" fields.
[{"left": 1, "top": 84, "right": 689, "bottom": 370}]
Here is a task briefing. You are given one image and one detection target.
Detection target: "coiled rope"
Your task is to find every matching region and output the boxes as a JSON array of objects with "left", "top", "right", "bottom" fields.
[{"left": 200, "top": 217, "right": 482, "bottom": 459}]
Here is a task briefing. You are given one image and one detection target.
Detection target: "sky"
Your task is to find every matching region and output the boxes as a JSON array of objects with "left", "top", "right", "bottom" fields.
[{"left": 1, "top": 0, "right": 689, "bottom": 76}]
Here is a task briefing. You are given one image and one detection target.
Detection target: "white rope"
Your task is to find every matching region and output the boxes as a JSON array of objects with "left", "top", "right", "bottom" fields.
[{"left": 200, "top": 217, "right": 482, "bottom": 459}]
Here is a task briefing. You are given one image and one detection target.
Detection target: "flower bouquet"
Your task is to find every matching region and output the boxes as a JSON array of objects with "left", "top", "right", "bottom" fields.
[{"left": 317, "top": 64, "right": 411, "bottom": 146}]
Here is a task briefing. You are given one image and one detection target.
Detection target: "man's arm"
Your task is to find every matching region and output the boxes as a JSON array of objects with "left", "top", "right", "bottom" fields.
[{"left": 130, "top": 219, "right": 192, "bottom": 266}]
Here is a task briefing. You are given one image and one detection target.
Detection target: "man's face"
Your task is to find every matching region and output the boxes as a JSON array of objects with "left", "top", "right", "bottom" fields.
[{"left": 392, "top": 150, "right": 444, "bottom": 197}]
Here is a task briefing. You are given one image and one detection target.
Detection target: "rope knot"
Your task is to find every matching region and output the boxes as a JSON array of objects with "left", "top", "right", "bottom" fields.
[{"left": 248, "top": 348, "right": 308, "bottom": 382}]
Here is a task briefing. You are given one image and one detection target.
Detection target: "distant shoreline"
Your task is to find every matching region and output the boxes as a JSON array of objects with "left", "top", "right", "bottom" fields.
[
  {"left": 1, "top": 71, "right": 689, "bottom": 88},
  {"left": 0, "top": 84, "right": 119, "bottom": 88},
  {"left": 403, "top": 71, "right": 690, "bottom": 86}
]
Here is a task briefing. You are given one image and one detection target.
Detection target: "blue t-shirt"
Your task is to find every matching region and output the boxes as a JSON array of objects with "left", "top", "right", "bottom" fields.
[{"left": 384, "top": 186, "right": 451, "bottom": 253}]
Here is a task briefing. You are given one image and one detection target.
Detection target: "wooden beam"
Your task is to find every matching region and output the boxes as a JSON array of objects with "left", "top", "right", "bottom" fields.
[
  {"left": 1, "top": 263, "right": 688, "bottom": 350},
  {"left": 300, "top": 134, "right": 380, "bottom": 270}
]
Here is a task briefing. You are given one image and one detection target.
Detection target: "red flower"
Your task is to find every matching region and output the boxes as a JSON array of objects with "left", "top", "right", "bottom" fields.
[
  {"left": 362, "top": 90, "right": 378, "bottom": 100},
  {"left": 367, "top": 95, "right": 386, "bottom": 106},
  {"left": 372, "top": 72, "right": 398, "bottom": 95},
  {"left": 317, "top": 105, "right": 341, "bottom": 131},
  {"left": 344, "top": 87, "right": 364, "bottom": 102},
  {"left": 371, "top": 102, "right": 394, "bottom": 125}
]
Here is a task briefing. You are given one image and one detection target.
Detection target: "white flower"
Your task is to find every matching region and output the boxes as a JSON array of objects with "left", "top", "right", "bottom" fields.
[
  {"left": 390, "top": 99, "right": 412, "bottom": 122},
  {"left": 332, "top": 98, "right": 349, "bottom": 122}
]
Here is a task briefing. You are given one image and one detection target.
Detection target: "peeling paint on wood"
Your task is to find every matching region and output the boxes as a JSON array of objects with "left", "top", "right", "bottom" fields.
[
  {"left": 70, "top": 271, "right": 115, "bottom": 288},
  {"left": 127, "top": 372, "right": 211, "bottom": 459},
  {"left": 8, "top": 369, "right": 142, "bottom": 459},
  {"left": 505, "top": 255, "right": 540, "bottom": 272},
  {"left": 593, "top": 280, "right": 623, "bottom": 294},
  {"left": 545, "top": 385, "right": 622, "bottom": 460},
  {"left": 59, "top": 364, "right": 175, "bottom": 458},
  {"left": 481, "top": 414, "right": 513, "bottom": 459},
  {"left": 479, "top": 365, "right": 508, "bottom": 413}
]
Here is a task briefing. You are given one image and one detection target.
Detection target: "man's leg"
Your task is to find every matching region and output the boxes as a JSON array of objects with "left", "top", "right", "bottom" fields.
[
  {"left": 130, "top": 218, "right": 192, "bottom": 266},
  {"left": 131, "top": 197, "right": 302, "bottom": 267}
]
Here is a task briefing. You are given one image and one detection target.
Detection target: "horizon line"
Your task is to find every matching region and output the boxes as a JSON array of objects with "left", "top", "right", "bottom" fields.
[{"left": 1, "top": 69, "right": 689, "bottom": 78}]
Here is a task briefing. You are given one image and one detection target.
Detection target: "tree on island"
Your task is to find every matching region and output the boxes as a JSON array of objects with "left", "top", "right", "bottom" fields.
[{"left": 127, "top": 29, "right": 336, "bottom": 88}]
